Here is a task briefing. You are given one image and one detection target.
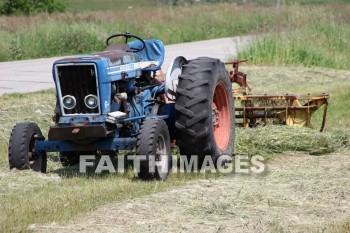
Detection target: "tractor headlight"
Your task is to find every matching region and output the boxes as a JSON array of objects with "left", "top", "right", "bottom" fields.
[
  {"left": 62, "top": 95, "right": 76, "bottom": 110},
  {"left": 84, "top": 94, "right": 98, "bottom": 109}
]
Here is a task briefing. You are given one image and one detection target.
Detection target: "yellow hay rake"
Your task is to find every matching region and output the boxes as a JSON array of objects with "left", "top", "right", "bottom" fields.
[{"left": 226, "top": 60, "right": 329, "bottom": 131}]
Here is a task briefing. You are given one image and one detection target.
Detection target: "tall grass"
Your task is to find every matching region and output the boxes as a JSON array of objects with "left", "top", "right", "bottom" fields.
[
  {"left": 67, "top": 0, "right": 153, "bottom": 12},
  {"left": 0, "top": 3, "right": 291, "bottom": 61},
  {"left": 239, "top": 5, "right": 350, "bottom": 70},
  {"left": 1, "top": 3, "right": 350, "bottom": 67}
]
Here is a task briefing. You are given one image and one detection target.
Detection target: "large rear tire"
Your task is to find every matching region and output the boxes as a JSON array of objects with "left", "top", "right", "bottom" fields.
[
  {"left": 175, "top": 57, "right": 235, "bottom": 166},
  {"left": 137, "top": 119, "right": 171, "bottom": 180},
  {"left": 8, "top": 123, "right": 47, "bottom": 173}
]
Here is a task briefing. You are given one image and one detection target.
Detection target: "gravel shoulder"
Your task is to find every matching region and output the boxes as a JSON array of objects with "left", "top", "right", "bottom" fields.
[{"left": 36, "top": 152, "right": 350, "bottom": 233}]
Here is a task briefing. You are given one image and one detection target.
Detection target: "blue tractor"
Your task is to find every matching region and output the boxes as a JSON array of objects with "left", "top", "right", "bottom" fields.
[{"left": 8, "top": 33, "right": 235, "bottom": 180}]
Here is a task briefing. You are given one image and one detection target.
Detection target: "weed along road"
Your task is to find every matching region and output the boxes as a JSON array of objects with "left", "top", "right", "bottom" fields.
[{"left": 0, "top": 36, "right": 252, "bottom": 95}]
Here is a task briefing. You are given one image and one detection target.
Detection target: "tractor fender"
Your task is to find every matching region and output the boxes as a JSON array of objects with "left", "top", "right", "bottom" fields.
[{"left": 165, "top": 56, "right": 187, "bottom": 100}]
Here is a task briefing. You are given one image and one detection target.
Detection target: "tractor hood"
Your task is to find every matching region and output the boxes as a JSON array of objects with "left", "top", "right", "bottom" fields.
[
  {"left": 52, "top": 49, "right": 143, "bottom": 118},
  {"left": 54, "top": 50, "right": 140, "bottom": 67}
]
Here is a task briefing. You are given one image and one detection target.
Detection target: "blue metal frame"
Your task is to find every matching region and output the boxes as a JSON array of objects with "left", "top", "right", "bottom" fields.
[{"left": 36, "top": 137, "right": 137, "bottom": 153}]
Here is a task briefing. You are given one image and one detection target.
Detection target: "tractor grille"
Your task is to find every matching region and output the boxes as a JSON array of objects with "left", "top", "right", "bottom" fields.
[{"left": 56, "top": 64, "right": 100, "bottom": 115}]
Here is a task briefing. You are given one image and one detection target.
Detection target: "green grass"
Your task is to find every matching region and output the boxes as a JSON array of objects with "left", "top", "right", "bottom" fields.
[
  {"left": 238, "top": 5, "right": 350, "bottom": 70},
  {"left": 0, "top": 3, "right": 282, "bottom": 61},
  {"left": 2, "top": 0, "right": 349, "bottom": 13},
  {"left": 0, "top": 0, "right": 156, "bottom": 13},
  {"left": 247, "top": 0, "right": 350, "bottom": 5},
  {"left": 66, "top": 0, "right": 153, "bottom": 12},
  {"left": 1, "top": 3, "right": 349, "bottom": 64},
  {"left": 65, "top": 0, "right": 350, "bottom": 11},
  {"left": 288, "top": 0, "right": 350, "bottom": 4}
]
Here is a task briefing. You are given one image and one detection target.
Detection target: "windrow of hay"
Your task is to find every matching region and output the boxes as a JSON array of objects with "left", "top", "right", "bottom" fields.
[{"left": 235, "top": 126, "right": 350, "bottom": 159}]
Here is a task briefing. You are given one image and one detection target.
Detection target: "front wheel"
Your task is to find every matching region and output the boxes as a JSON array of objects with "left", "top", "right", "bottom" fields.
[
  {"left": 137, "top": 119, "right": 171, "bottom": 180},
  {"left": 8, "top": 122, "right": 47, "bottom": 173}
]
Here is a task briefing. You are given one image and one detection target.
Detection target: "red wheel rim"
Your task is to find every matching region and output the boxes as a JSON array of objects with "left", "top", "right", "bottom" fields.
[{"left": 212, "top": 82, "right": 231, "bottom": 151}]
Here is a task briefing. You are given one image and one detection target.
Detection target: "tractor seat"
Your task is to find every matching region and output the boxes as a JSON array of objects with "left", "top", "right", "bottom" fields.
[{"left": 128, "top": 39, "right": 165, "bottom": 72}]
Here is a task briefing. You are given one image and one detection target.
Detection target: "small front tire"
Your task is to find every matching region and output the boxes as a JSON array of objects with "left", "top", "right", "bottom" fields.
[
  {"left": 8, "top": 123, "right": 47, "bottom": 173},
  {"left": 137, "top": 119, "right": 171, "bottom": 180}
]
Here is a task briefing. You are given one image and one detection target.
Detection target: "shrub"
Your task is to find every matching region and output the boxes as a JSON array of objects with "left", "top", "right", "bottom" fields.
[{"left": 1, "top": 0, "right": 66, "bottom": 15}]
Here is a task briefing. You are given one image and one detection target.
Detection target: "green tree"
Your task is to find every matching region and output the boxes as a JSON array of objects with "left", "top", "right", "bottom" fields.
[{"left": 1, "top": 0, "right": 66, "bottom": 15}]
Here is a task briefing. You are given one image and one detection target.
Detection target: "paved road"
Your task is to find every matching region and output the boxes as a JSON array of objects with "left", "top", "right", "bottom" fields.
[{"left": 0, "top": 36, "right": 252, "bottom": 95}]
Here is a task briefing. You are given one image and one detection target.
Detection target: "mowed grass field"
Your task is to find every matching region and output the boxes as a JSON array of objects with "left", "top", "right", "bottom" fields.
[
  {"left": 0, "top": 0, "right": 350, "bottom": 232},
  {"left": 0, "top": 66, "right": 349, "bottom": 232}
]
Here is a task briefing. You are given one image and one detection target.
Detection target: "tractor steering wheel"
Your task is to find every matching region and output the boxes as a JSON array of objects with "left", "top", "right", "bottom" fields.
[{"left": 106, "top": 32, "right": 146, "bottom": 52}]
